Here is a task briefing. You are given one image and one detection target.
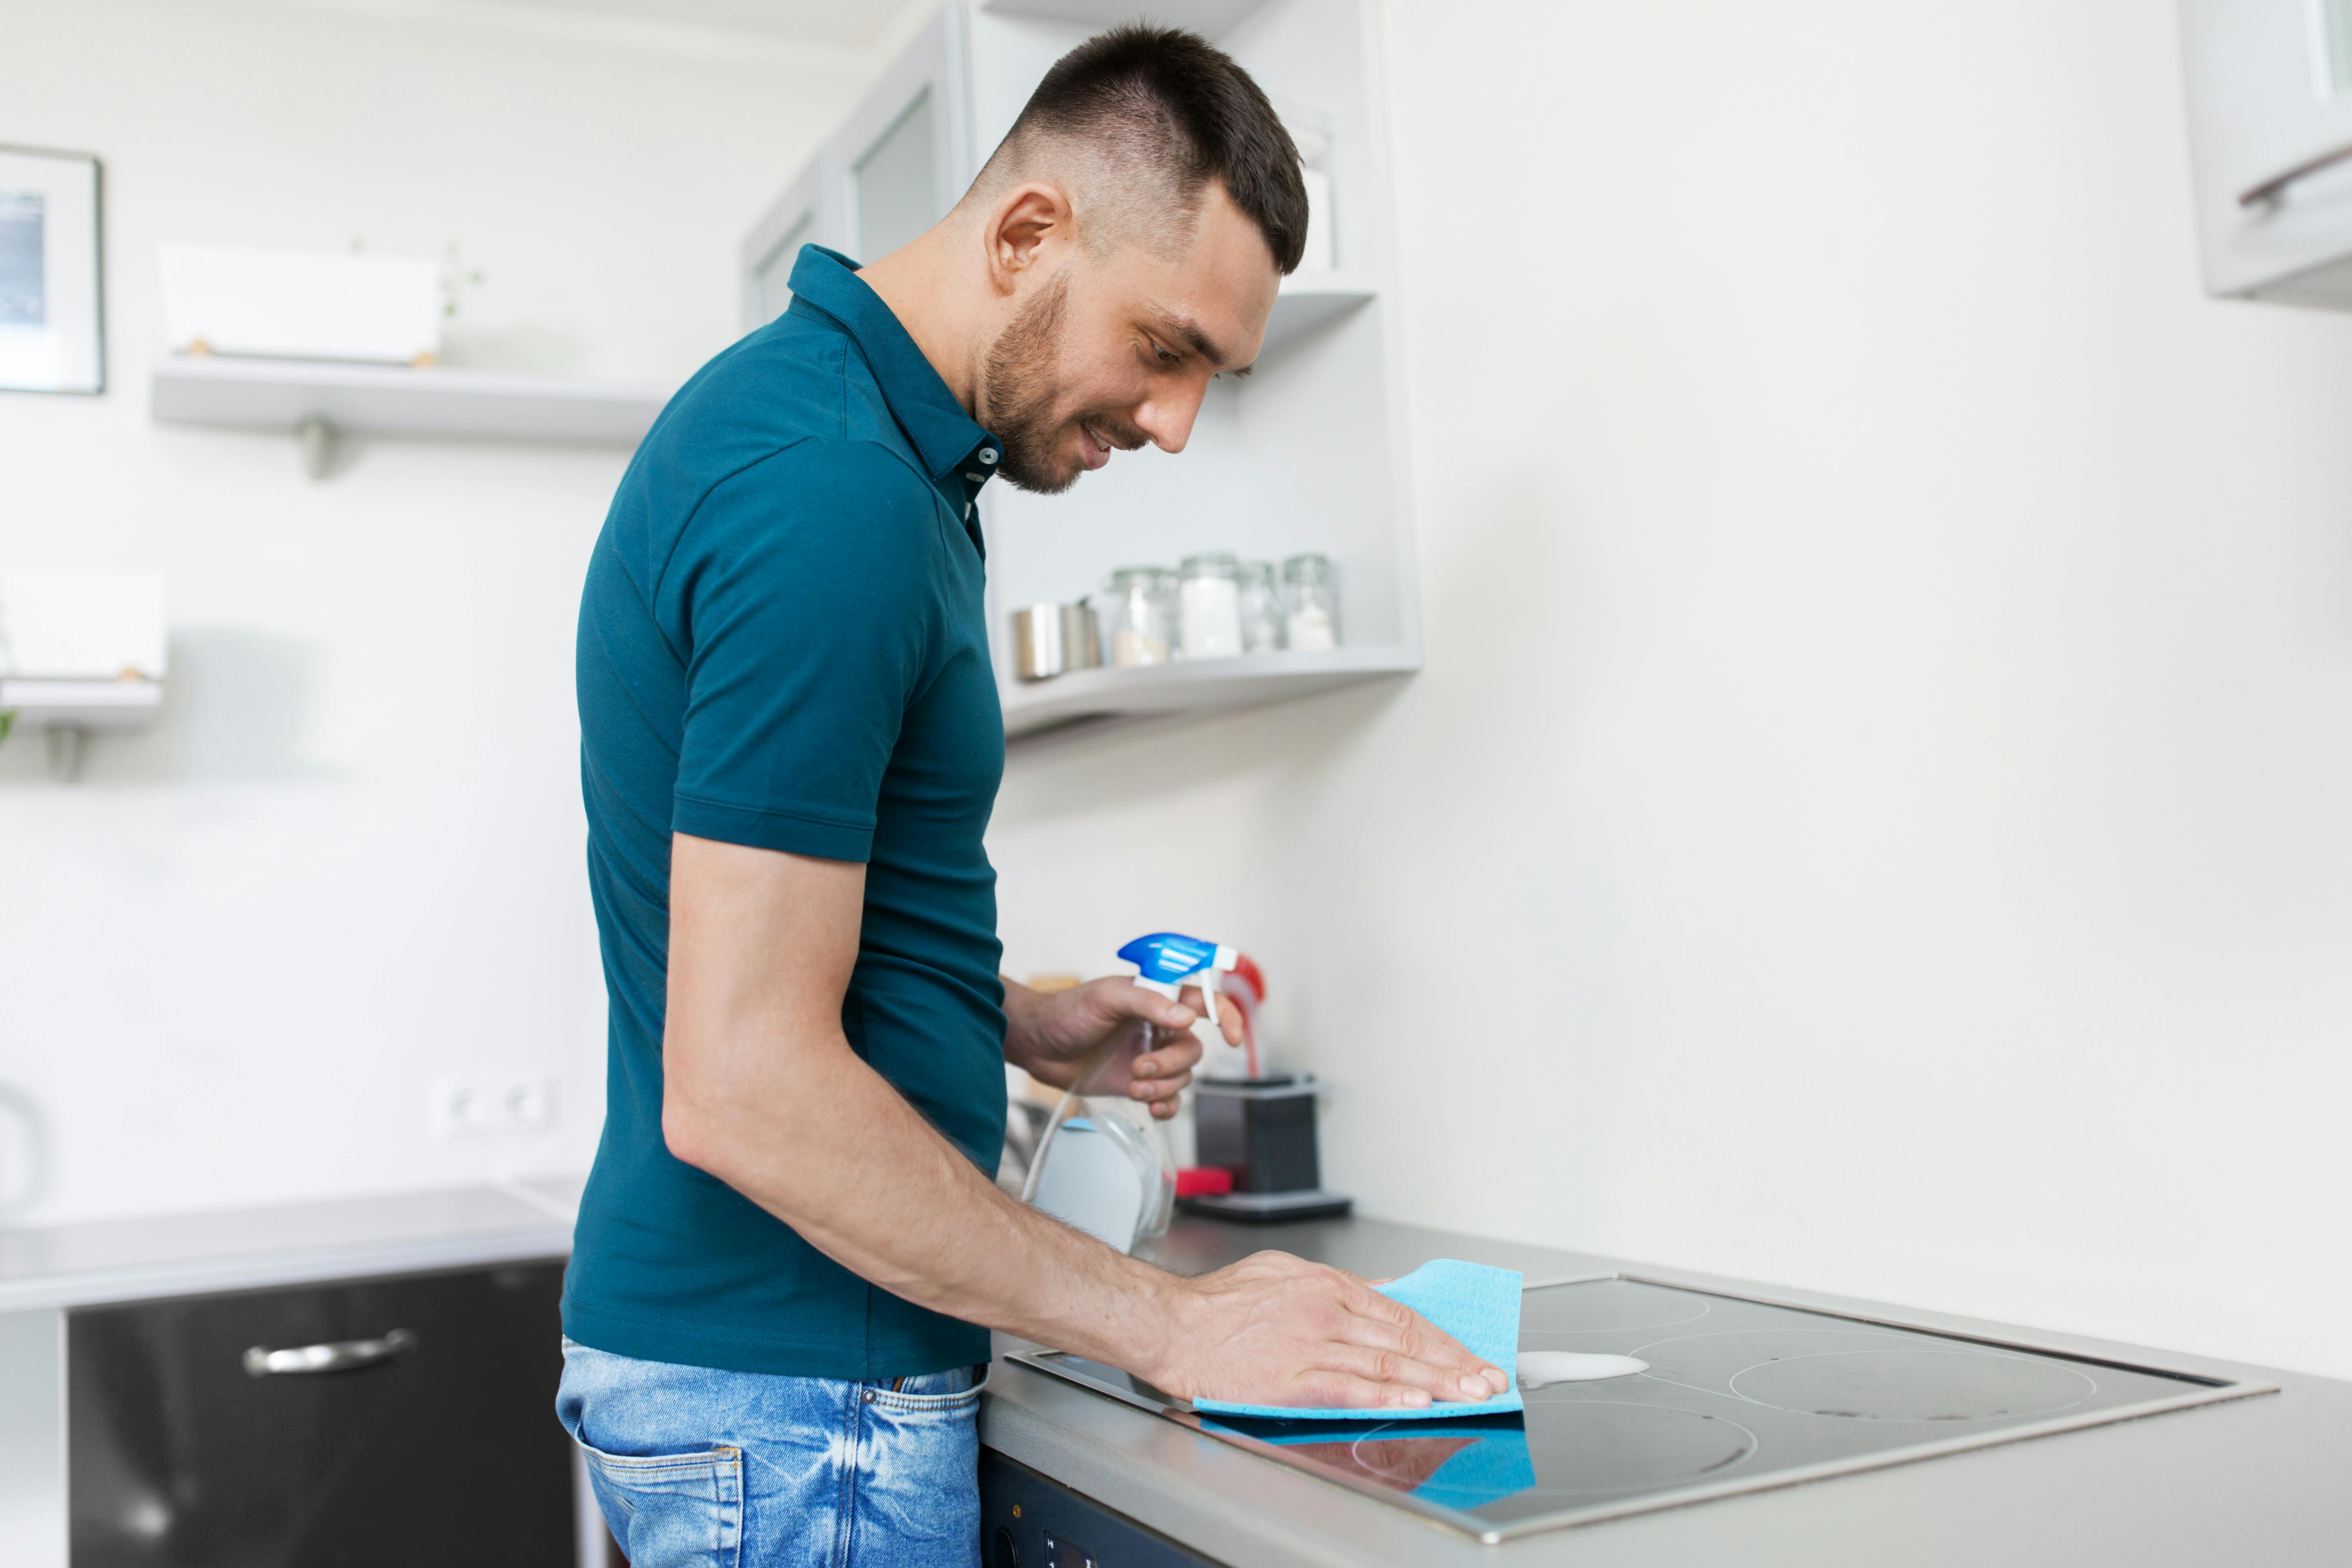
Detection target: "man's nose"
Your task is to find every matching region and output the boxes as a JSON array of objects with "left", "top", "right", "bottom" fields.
[{"left": 1134, "top": 378, "right": 1209, "bottom": 455}]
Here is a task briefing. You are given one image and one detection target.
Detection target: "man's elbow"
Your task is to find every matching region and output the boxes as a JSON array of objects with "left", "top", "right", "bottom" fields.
[{"left": 661, "top": 1091, "right": 727, "bottom": 1176}]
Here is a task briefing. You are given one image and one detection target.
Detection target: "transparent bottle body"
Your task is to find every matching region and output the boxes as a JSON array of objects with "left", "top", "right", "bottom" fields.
[{"left": 1018, "top": 1021, "right": 1177, "bottom": 1254}]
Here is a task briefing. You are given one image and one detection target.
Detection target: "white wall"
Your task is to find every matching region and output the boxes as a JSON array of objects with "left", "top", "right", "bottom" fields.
[
  {"left": 0, "top": 0, "right": 860, "bottom": 1223},
  {"left": 993, "top": 0, "right": 2352, "bottom": 1380},
  {"left": 7, "top": 0, "right": 2346, "bottom": 1387}
]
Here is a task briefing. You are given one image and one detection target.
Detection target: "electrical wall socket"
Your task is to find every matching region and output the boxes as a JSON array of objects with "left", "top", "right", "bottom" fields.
[{"left": 429, "top": 1074, "right": 554, "bottom": 1138}]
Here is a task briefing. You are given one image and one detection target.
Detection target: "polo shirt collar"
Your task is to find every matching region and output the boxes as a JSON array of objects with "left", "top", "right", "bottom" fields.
[{"left": 785, "top": 246, "right": 1004, "bottom": 532}]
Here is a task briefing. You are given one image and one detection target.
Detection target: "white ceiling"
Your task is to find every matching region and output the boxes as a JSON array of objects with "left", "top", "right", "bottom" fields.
[
  {"left": 262, "top": 0, "right": 933, "bottom": 62},
  {"left": 472, "top": 0, "right": 919, "bottom": 48}
]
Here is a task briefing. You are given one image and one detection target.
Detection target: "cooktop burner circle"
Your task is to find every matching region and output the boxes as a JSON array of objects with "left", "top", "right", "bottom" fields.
[
  {"left": 1520, "top": 1279, "right": 1713, "bottom": 1336},
  {"left": 1345, "top": 1401, "right": 1758, "bottom": 1499},
  {"left": 1519, "top": 1401, "right": 1757, "bottom": 1496},
  {"left": 1729, "top": 1349, "right": 2098, "bottom": 1422}
]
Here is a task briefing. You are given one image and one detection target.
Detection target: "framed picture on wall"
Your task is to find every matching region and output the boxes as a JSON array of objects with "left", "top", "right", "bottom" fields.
[{"left": 0, "top": 145, "right": 104, "bottom": 395}]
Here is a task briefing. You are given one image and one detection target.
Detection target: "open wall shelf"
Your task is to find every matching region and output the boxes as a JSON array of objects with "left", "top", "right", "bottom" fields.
[
  {"left": 150, "top": 356, "right": 677, "bottom": 475},
  {"left": 0, "top": 678, "right": 163, "bottom": 731},
  {"left": 1263, "top": 272, "right": 1377, "bottom": 356},
  {"left": 1002, "top": 644, "right": 1415, "bottom": 738}
]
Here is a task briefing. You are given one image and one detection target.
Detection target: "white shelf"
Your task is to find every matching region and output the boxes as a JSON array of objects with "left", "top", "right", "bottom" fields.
[
  {"left": 977, "top": 0, "right": 1267, "bottom": 35},
  {"left": 0, "top": 677, "right": 163, "bottom": 731},
  {"left": 1002, "top": 644, "right": 1416, "bottom": 739},
  {"left": 1262, "top": 272, "right": 1376, "bottom": 357},
  {"left": 149, "top": 356, "right": 676, "bottom": 446}
]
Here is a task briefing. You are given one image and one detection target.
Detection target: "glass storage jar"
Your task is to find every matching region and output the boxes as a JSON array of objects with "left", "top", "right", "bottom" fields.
[
  {"left": 1178, "top": 551, "right": 1245, "bottom": 660},
  {"left": 1238, "top": 559, "right": 1283, "bottom": 653},
  {"left": 1102, "top": 566, "right": 1176, "bottom": 668},
  {"left": 1281, "top": 553, "right": 1340, "bottom": 650}
]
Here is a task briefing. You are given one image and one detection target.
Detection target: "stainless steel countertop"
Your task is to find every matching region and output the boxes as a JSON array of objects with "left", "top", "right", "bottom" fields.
[
  {"left": 981, "top": 1215, "right": 2352, "bottom": 1566},
  {"left": 0, "top": 1178, "right": 579, "bottom": 1314}
]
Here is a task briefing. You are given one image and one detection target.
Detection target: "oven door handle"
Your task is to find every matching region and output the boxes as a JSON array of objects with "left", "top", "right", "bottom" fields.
[{"left": 242, "top": 1327, "right": 417, "bottom": 1377}]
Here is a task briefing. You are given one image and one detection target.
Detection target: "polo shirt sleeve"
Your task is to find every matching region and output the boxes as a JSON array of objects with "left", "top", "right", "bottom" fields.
[{"left": 664, "top": 439, "right": 941, "bottom": 863}]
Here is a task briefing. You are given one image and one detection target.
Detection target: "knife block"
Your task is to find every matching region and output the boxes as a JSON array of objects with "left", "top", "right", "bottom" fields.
[{"left": 1184, "top": 1076, "right": 1352, "bottom": 1223}]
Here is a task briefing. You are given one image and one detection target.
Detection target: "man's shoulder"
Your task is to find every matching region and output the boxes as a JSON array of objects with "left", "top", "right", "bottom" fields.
[
  {"left": 633, "top": 317, "right": 933, "bottom": 510},
  {"left": 654, "top": 315, "right": 856, "bottom": 465}
]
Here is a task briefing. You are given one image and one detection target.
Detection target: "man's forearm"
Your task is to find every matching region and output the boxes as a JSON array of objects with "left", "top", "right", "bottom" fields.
[{"left": 665, "top": 1015, "right": 1185, "bottom": 1374}]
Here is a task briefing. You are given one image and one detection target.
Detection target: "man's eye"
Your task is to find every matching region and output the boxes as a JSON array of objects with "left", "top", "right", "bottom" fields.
[{"left": 1149, "top": 340, "right": 1178, "bottom": 365}]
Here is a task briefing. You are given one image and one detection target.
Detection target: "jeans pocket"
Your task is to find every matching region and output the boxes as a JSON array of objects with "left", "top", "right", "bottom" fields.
[
  {"left": 867, "top": 1363, "right": 989, "bottom": 1414},
  {"left": 575, "top": 1439, "right": 743, "bottom": 1568},
  {"left": 850, "top": 1368, "right": 983, "bottom": 1566}
]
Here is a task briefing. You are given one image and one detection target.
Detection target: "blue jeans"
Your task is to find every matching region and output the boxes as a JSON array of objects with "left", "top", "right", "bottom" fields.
[{"left": 557, "top": 1339, "right": 985, "bottom": 1568}]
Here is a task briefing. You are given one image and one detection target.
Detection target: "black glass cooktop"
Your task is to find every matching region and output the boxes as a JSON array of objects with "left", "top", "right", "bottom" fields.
[{"left": 1010, "top": 1274, "right": 2274, "bottom": 1542}]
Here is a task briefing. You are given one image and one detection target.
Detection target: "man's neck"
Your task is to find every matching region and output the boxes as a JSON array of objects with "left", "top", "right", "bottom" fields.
[{"left": 857, "top": 229, "right": 980, "bottom": 416}]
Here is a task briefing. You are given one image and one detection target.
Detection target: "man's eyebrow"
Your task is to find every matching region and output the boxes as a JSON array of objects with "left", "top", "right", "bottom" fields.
[{"left": 1145, "top": 305, "right": 1250, "bottom": 375}]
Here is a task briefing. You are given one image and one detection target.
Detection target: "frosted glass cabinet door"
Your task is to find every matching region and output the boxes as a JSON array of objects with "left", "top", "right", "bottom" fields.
[
  {"left": 855, "top": 91, "right": 939, "bottom": 265},
  {"left": 742, "top": 158, "right": 826, "bottom": 330},
  {"left": 2180, "top": 0, "right": 2352, "bottom": 303},
  {"left": 835, "top": 4, "right": 971, "bottom": 265}
]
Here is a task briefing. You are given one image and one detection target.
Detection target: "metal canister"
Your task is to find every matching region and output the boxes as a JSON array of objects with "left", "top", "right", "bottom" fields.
[
  {"left": 1057, "top": 601, "right": 1100, "bottom": 671},
  {"left": 1009, "top": 604, "right": 1064, "bottom": 682}
]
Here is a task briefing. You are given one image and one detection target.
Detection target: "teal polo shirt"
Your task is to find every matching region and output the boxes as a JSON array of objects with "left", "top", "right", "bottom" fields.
[{"left": 564, "top": 246, "right": 1008, "bottom": 1379}]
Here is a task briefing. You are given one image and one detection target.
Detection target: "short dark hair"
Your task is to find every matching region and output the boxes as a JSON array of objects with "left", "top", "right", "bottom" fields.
[{"left": 980, "top": 24, "right": 1309, "bottom": 274}]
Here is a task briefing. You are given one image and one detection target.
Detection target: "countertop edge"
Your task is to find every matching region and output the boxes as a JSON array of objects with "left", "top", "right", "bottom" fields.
[{"left": 0, "top": 1222, "right": 575, "bottom": 1314}]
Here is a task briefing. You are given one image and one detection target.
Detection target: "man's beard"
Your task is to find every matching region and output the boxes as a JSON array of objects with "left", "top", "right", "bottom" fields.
[{"left": 978, "top": 273, "right": 1078, "bottom": 494}]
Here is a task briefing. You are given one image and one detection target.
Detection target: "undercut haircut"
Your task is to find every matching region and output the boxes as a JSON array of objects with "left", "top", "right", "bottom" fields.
[{"left": 966, "top": 24, "right": 1310, "bottom": 274}]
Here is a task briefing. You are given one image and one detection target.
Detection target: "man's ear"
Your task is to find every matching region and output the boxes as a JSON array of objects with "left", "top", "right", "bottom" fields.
[{"left": 985, "top": 183, "right": 1072, "bottom": 295}]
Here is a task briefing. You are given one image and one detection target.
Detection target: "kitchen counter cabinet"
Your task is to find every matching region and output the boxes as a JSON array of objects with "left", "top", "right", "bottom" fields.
[
  {"left": 982, "top": 1215, "right": 2352, "bottom": 1566},
  {"left": 0, "top": 1181, "right": 584, "bottom": 1568}
]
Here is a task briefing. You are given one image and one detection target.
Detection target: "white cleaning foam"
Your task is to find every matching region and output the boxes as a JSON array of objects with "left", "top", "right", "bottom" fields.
[{"left": 1517, "top": 1351, "right": 1650, "bottom": 1388}]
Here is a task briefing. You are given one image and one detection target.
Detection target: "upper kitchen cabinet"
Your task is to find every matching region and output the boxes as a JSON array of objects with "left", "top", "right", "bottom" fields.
[
  {"left": 741, "top": 0, "right": 1419, "bottom": 740},
  {"left": 742, "top": 8, "right": 975, "bottom": 326},
  {"left": 2180, "top": 0, "right": 2352, "bottom": 307}
]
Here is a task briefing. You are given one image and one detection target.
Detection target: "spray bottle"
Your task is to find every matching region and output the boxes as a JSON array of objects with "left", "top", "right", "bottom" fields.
[{"left": 1019, "top": 932, "right": 1238, "bottom": 1254}]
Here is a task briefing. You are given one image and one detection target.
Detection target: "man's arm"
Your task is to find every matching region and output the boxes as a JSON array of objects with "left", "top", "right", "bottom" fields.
[{"left": 661, "top": 832, "right": 1507, "bottom": 1410}]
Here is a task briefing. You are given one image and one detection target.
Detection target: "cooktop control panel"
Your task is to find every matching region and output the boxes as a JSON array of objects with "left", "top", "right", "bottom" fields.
[{"left": 980, "top": 1448, "right": 1222, "bottom": 1568}]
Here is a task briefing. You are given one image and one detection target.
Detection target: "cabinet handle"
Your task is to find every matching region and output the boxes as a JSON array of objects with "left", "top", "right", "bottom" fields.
[
  {"left": 2240, "top": 136, "right": 2352, "bottom": 208},
  {"left": 242, "top": 1327, "right": 417, "bottom": 1377}
]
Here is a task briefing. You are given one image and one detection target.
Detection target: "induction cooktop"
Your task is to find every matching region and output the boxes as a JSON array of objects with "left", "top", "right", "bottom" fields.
[{"left": 1008, "top": 1274, "right": 2276, "bottom": 1543}]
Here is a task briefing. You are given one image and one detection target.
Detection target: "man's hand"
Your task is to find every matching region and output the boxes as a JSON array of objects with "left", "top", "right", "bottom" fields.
[
  {"left": 1004, "top": 975, "right": 1241, "bottom": 1120},
  {"left": 1146, "top": 1252, "right": 1510, "bottom": 1411}
]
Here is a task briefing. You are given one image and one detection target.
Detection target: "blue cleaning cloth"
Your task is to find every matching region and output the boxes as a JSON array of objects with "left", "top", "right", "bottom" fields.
[{"left": 1192, "top": 1259, "right": 1526, "bottom": 1420}]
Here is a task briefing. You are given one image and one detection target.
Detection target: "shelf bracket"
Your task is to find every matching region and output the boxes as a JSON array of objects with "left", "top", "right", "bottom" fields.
[
  {"left": 297, "top": 416, "right": 336, "bottom": 481},
  {"left": 44, "top": 726, "right": 87, "bottom": 784}
]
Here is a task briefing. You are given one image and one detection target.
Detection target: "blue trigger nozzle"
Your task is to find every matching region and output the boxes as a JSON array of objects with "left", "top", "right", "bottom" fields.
[{"left": 1117, "top": 931, "right": 1219, "bottom": 985}]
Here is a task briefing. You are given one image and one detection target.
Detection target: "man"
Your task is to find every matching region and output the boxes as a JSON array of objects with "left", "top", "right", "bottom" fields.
[{"left": 557, "top": 25, "right": 1506, "bottom": 1566}]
